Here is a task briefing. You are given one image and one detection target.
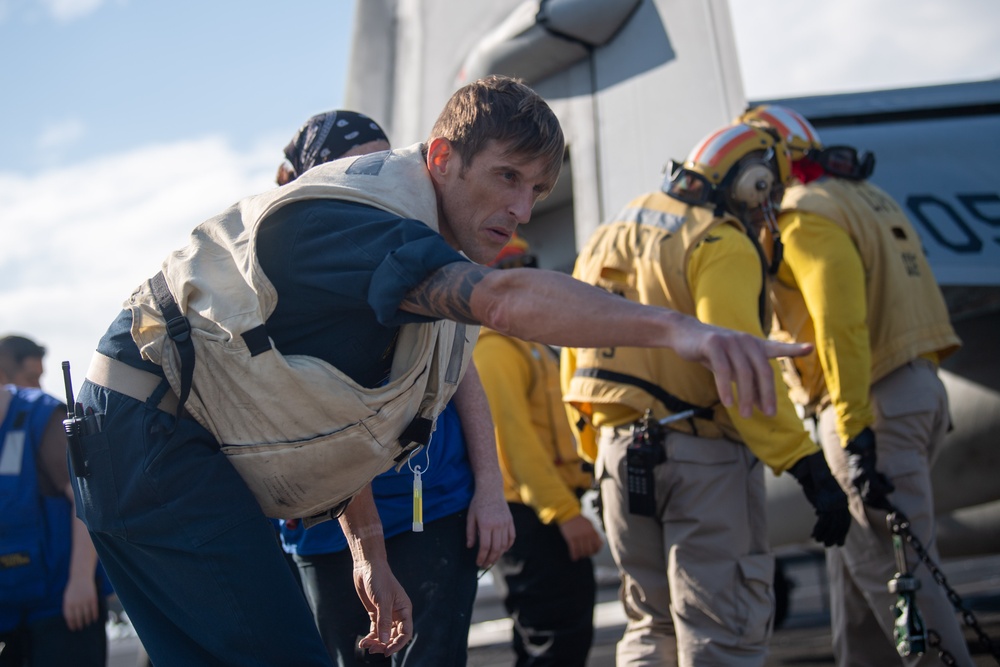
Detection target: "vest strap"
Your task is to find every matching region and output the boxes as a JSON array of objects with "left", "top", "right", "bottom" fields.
[
  {"left": 86, "top": 352, "right": 179, "bottom": 415},
  {"left": 573, "top": 368, "right": 715, "bottom": 421},
  {"left": 394, "top": 416, "right": 434, "bottom": 463},
  {"left": 150, "top": 271, "right": 194, "bottom": 424},
  {"left": 240, "top": 325, "right": 272, "bottom": 357}
]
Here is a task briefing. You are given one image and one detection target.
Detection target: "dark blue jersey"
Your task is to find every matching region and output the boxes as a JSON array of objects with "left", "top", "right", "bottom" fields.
[
  {"left": 256, "top": 199, "right": 467, "bottom": 387},
  {"left": 99, "top": 198, "right": 468, "bottom": 389}
]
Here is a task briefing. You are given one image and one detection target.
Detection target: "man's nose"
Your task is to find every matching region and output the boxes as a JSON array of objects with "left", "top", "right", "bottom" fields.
[{"left": 509, "top": 190, "right": 534, "bottom": 224}]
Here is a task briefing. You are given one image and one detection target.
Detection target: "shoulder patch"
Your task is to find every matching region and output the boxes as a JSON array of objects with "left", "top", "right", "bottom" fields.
[{"left": 345, "top": 149, "right": 391, "bottom": 176}]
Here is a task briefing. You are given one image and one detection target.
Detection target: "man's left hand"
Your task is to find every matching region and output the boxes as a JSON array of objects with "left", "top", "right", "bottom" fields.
[
  {"left": 62, "top": 575, "right": 99, "bottom": 631},
  {"left": 353, "top": 558, "right": 413, "bottom": 656},
  {"left": 466, "top": 489, "right": 515, "bottom": 569}
]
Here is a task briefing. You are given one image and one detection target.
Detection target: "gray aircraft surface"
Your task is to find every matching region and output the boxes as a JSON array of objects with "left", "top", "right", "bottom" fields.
[{"left": 342, "top": 0, "right": 1000, "bottom": 561}]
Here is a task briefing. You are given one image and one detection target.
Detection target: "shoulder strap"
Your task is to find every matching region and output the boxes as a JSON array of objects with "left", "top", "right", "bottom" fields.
[
  {"left": 150, "top": 271, "right": 195, "bottom": 423},
  {"left": 743, "top": 231, "right": 770, "bottom": 332}
]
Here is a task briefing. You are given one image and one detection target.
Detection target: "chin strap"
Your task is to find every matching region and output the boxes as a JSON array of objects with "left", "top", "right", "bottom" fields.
[{"left": 760, "top": 198, "right": 784, "bottom": 276}]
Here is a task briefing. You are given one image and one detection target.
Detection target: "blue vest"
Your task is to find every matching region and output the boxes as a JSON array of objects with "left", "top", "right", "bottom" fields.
[{"left": 0, "top": 387, "right": 73, "bottom": 628}]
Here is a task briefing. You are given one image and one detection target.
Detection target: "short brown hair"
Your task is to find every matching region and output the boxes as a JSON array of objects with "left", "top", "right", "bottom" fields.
[
  {"left": 428, "top": 75, "right": 564, "bottom": 186},
  {"left": 0, "top": 334, "right": 45, "bottom": 379}
]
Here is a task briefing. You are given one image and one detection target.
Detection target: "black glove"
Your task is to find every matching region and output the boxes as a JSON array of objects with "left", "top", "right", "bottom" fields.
[
  {"left": 788, "top": 451, "right": 851, "bottom": 547},
  {"left": 845, "top": 427, "right": 895, "bottom": 510}
]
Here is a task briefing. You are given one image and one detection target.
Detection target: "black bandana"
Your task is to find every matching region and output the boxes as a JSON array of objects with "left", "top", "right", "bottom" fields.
[{"left": 283, "top": 110, "right": 389, "bottom": 177}]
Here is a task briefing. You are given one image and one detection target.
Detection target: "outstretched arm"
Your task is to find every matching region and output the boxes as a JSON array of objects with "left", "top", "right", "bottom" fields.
[{"left": 401, "top": 262, "right": 813, "bottom": 418}]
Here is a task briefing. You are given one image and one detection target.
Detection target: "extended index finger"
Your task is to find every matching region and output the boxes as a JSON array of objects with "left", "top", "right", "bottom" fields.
[
  {"left": 748, "top": 339, "right": 814, "bottom": 414},
  {"left": 763, "top": 340, "right": 814, "bottom": 359}
]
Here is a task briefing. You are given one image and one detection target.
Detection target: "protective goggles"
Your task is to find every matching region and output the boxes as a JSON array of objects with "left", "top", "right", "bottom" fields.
[
  {"left": 662, "top": 160, "right": 715, "bottom": 207},
  {"left": 809, "top": 145, "right": 875, "bottom": 181}
]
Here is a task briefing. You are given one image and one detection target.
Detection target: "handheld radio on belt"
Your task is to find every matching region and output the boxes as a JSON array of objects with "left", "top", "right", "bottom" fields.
[
  {"left": 627, "top": 408, "right": 701, "bottom": 517},
  {"left": 61, "top": 361, "right": 99, "bottom": 478}
]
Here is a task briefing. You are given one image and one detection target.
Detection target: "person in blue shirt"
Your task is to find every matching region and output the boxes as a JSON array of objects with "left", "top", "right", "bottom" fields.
[
  {"left": 282, "top": 402, "right": 488, "bottom": 666},
  {"left": 1, "top": 347, "right": 109, "bottom": 667},
  {"left": 276, "top": 111, "right": 507, "bottom": 666}
]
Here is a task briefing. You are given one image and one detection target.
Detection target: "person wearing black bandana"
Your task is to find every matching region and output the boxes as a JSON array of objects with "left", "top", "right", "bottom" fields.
[{"left": 276, "top": 110, "right": 393, "bottom": 186}]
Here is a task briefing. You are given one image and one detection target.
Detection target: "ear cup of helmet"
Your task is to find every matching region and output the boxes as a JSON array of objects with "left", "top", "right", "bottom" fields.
[{"left": 729, "top": 161, "right": 776, "bottom": 207}]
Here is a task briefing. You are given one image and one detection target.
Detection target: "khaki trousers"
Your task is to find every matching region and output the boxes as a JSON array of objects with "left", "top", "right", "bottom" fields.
[
  {"left": 598, "top": 426, "right": 773, "bottom": 667},
  {"left": 819, "top": 358, "right": 973, "bottom": 667}
]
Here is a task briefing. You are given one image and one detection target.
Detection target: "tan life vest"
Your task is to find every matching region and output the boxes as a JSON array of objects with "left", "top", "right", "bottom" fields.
[
  {"left": 563, "top": 191, "right": 753, "bottom": 441},
  {"left": 774, "top": 178, "right": 960, "bottom": 409},
  {"left": 125, "top": 144, "right": 479, "bottom": 520}
]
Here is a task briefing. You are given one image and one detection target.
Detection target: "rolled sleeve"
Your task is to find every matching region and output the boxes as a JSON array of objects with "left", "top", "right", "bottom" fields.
[{"left": 370, "top": 232, "right": 470, "bottom": 327}]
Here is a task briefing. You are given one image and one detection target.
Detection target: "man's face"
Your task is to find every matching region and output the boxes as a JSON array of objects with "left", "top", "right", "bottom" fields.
[
  {"left": 10, "top": 357, "right": 43, "bottom": 388},
  {"left": 429, "top": 139, "right": 556, "bottom": 265}
]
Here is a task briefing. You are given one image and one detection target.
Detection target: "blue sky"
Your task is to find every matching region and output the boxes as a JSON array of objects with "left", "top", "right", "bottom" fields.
[
  {"left": 1, "top": 0, "right": 998, "bottom": 397},
  {"left": 1, "top": 0, "right": 353, "bottom": 174}
]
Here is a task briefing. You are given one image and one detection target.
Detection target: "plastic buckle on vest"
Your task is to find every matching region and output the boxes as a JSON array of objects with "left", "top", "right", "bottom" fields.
[
  {"left": 165, "top": 315, "right": 191, "bottom": 343},
  {"left": 394, "top": 417, "right": 433, "bottom": 463},
  {"left": 394, "top": 442, "right": 422, "bottom": 463}
]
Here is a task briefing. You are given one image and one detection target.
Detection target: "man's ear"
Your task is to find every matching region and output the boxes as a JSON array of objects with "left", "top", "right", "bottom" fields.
[{"left": 426, "top": 137, "right": 455, "bottom": 183}]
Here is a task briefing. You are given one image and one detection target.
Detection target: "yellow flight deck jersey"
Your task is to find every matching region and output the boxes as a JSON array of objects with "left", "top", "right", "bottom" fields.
[
  {"left": 475, "top": 330, "right": 592, "bottom": 526},
  {"left": 562, "top": 191, "right": 817, "bottom": 475},
  {"left": 773, "top": 178, "right": 960, "bottom": 445}
]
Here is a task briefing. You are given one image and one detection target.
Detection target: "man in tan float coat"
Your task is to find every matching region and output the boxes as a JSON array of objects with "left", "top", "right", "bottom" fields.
[{"left": 67, "top": 76, "right": 812, "bottom": 666}]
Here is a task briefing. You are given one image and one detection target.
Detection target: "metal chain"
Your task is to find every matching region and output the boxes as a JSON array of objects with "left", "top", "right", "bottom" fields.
[
  {"left": 888, "top": 507, "right": 1000, "bottom": 665},
  {"left": 926, "top": 629, "right": 958, "bottom": 666}
]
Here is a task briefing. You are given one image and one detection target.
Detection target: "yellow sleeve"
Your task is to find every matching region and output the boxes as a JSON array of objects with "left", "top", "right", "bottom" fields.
[
  {"left": 560, "top": 346, "right": 599, "bottom": 464},
  {"left": 475, "top": 335, "right": 582, "bottom": 525},
  {"left": 779, "top": 211, "right": 873, "bottom": 444},
  {"left": 688, "top": 224, "right": 819, "bottom": 473}
]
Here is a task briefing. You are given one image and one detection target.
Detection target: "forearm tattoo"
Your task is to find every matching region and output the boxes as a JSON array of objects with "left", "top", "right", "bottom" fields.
[{"left": 402, "top": 262, "right": 487, "bottom": 324}]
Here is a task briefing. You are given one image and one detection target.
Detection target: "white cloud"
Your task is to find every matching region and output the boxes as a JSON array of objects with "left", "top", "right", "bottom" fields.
[
  {"left": 728, "top": 0, "right": 1000, "bottom": 100},
  {"left": 0, "top": 0, "right": 128, "bottom": 24},
  {"left": 37, "top": 118, "right": 86, "bottom": 151},
  {"left": 0, "top": 134, "right": 282, "bottom": 397},
  {"left": 39, "top": 0, "right": 106, "bottom": 22}
]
